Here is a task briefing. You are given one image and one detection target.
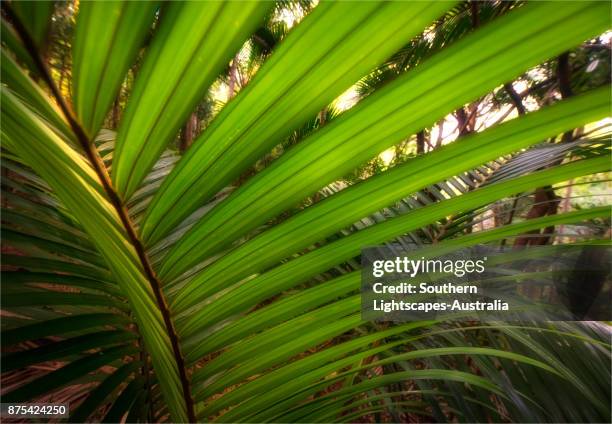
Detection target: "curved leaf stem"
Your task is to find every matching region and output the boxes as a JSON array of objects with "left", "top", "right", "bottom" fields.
[{"left": 2, "top": 4, "right": 196, "bottom": 421}]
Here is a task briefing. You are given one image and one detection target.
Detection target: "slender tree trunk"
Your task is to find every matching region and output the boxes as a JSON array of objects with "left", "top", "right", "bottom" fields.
[
  {"left": 557, "top": 52, "right": 574, "bottom": 143},
  {"left": 504, "top": 82, "right": 526, "bottom": 115},
  {"left": 317, "top": 107, "right": 327, "bottom": 126},
  {"left": 455, "top": 106, "right": 477, "bottom": 233},
  {"left": 514, "top": 187, "right": 561, "bottom": 247},
  {"left": 435, "top": 119, "right": 444, "bottom": 148},
  {"left": 513, "top": 53, "right": 573, "bottom": 247},
  {"left": 499, "top": 80, "right": 526, "bottom": 246},
  {"left": 557, "top": 180, "right": 574, "bottom": 241},
  {"left": 470, "top": 0, "right": 480, "bottom": 28},
  {"left": 416, "top": 130, "right": 425, "bottom": 154},
  {"left": 112, "top": 93, "right": 121, "bottom": 129},
  {"left": 179, "top": 112, "right": 198, "bottom": 153},
  {"left": 227, "top": 54, "right": 239, "bottom": 101}
]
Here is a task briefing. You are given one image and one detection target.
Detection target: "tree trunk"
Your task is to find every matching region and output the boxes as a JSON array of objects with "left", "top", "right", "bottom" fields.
[
  {"left": 504, "top": 82, "right": 526, "bottom": 115},
  {"left": 513, "top": 186, "right": 561, "bottom": 247},
  {"left": 557, "top": 52, "right": 574, "bottom": 143},
  {"left": 112, "top": 95, "right": 121, "bottom": 129},
  {"left": 179, "top": 112, "right": 198, "bottom": 153},
  {"left": 513, "top": 53, "right": 573, "bottom": 247},
  {"left": 227, "top": 54, "right": 239, "bottom": 101},
  {"left": 416, "top": 130, "right": 425, "bottom": 154}
]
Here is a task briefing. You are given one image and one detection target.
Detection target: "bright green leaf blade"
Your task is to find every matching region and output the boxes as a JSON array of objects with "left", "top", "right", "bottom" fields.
[
  {"left": 112, "top": 1, "right": 272, "bottom": 199},
  {"left": 1, "top": 88, "right": 187, "bottom": 422},
  {"left": 172, "top": 88, "right": 610, "bottom": 313},
  {"left": 1, "top": 49, "right": 73, "bottom": 141},
  {"left": 72, "top": 1, "right": 158, "bottom": 136},
  {"left": 181, "top": 201, "right": 609, "bottom": 345},
  {"left": 160, "top": 1, "right": 610, "bottom": 281},
  {"left": 140, "top": 0, "right": 455, "bottom": 244},
  {"left": 193, "top": 304, "right": 362, "bottom": 395}
]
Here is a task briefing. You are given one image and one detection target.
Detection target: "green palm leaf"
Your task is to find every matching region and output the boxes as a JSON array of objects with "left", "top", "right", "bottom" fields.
[{"left": 1, "top": 1, "right": 610, "bottom": 422}]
